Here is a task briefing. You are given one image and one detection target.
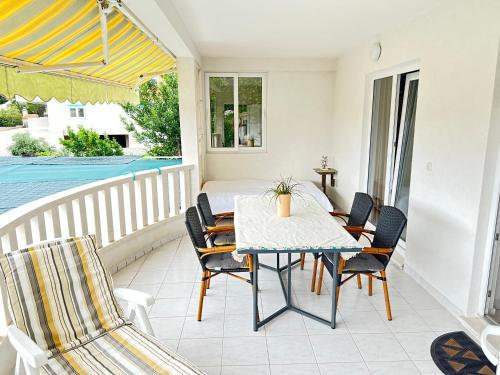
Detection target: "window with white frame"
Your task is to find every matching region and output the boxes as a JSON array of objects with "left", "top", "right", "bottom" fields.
[
  {"left": 69, "top": 105, "right": 84, "bottom": 118},
  {"left": 206, "top": 73, "right": 266, "bottom": 151}
]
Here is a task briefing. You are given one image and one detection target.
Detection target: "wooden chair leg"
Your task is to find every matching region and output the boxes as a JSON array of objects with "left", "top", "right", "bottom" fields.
[
  {"left": 356, "top": 274, "right": 362, "bottom": 289},
  {"left": 310, "top": 256, "right": 318, "bottom": 292},
  {"left": 368, "top": 274, "right": 373, "bottom": 296},
  {"left": 336, "top": 258, "right": 345, "bottom": 306},
  {"left": 300, "top": 252, "right": 305, "bottom": 270},
  {"left": 381, "top": 271, "right": 392, "bottom": 321},
  {"left": 197, "top": 271, "right": 208, "bottom": 321},
  {"left": 316, "top": 260, "right": 325, "bottom": 295},
  {"left": 206, "top": 271, "right": 211, "bottom": 290}
]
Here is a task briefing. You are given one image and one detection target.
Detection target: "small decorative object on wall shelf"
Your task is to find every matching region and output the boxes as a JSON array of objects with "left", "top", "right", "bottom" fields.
[
  {"left": 320, "top": 155, "right": 328, "bottom": 170},
  {"left": 266, "top": 177, "right": 301, "bottom": 217}
]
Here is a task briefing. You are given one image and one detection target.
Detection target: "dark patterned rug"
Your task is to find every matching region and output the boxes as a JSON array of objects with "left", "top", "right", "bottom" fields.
[{"left": 431, "top": 331, "right": 496, "bottom": 374}]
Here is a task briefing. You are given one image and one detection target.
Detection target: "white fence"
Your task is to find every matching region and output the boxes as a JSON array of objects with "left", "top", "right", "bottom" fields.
[
  {"left": 0, "top": 164, "right": 193, "bottom": 253},
  {"left": 0, "top": 164, "right": 194, "bottom": 328}
]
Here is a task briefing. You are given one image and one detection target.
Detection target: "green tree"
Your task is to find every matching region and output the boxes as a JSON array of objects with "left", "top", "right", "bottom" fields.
[
  {"left": 121, "top": 73, "right": 181, "bottom": 156},
  {"left": 9, "top": 132, "right": 56, "bottom": 156},
  {"left": 60, "top": 126, "right": 123, "bottom": 157}
]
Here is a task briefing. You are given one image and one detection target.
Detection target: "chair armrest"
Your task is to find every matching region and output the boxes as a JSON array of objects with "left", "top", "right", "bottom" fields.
[
  {"left": 344, "top": 226, "right": 375, "bottom": 235},
  {"left": 7, "top": 325, "right": 48, "bottom": 370},
  {"left": 362, "top": 247, "right": 393, "bottom": 254},
  {"left": 330, "top": 212, "right": 349, "bottom": 217},
  {"left": 481, "top": 324, "right": 500, "bottom": 366},
  {"left": 206, "top": 225, "right": 235, "bottom": 233},
  {"left": 198, "top": 245, "right": 236, "bottom": 259},
  {"left": 215, "top": 211, "right": 234, "bottom": 218},
  {"left": 114, "top": 288, "right": 155, "bottom": 308}
]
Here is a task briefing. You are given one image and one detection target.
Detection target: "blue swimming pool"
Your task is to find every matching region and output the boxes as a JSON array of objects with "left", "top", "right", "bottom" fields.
[{"left": 0, "top": 156, "right": 182, "bottom": 214}]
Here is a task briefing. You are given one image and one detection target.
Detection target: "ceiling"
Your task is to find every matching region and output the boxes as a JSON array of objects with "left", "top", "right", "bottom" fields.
[{"left": 169, "top": 0, "right": 449, "bottom": 58}]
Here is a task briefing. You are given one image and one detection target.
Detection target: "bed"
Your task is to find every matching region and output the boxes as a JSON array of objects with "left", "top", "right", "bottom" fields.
[{"left": 201, "top": 179, "right": 333, "bottom": 214}]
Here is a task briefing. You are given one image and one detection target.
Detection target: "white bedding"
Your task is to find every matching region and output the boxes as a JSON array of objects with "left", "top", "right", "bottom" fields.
[{"left": 201, "top": 179, "right": 333, "bottom": 213}]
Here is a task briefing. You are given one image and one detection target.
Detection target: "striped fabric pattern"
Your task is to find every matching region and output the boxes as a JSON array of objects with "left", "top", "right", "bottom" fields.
[
  {"left": 0, "top": 0, "right": 176, "bottom": 87},
  {"left": 0, "top": 235, "right": 126, "bottom": 356},
  {"left": 41, "top": 325, "right": 205, "bottom": 375}
]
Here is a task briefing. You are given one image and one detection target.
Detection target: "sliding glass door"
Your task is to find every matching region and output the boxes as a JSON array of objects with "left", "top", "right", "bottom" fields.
[{"left": 367, "top": 71, "right": 419, "bottom": 241}]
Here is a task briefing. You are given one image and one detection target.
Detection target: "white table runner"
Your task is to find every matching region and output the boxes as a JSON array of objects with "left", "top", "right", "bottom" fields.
[{"left": 234, "top": 194, "right": 360, "bottom": 261}]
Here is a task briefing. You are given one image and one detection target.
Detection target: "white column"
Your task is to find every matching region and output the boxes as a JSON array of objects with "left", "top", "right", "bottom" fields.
[{"left": 177, "top": 57, "right": 203, "bottom": 203}]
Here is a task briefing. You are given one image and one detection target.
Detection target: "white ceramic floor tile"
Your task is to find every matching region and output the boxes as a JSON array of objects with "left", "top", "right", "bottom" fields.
[
  {"left": 265, "top": 311, "right": 307, "bottom": 336},
  {"left": 365, "top": 361, "right": 420, "bottom": 375},
  {"left": 342, "top": 310, "right": 391, "bottom": 334},
  {"left": 412, "top": 360, "right": 442, "bottom": 374},
  {"left": 309, "top": 334, "right": 363, "bottom": 363},
  {"left": 352, "top": 334, "right": 409, "bottom": 362},
  {"left": 222, "top": 337, "right": 269, "bottom": 366},
  {"left": 177, "top": 338, "right": 223, "bottom": 367},
  {"left": 395, "top": 332, "right": 439, "bottom": 360},
  {"left": 221, "top": 365, "right": 270, "bottom": 375},
  {"left": 182, "top": 315, "right": 224, "bottom": 338},
  {"left": 223, "top": 314, "right": 266, "bottom": 337},
  {"left": 150, "top": 317, "right": 185, "bottom": 340},
  {"left": 318, "top": 362, "right": 370, "bottom": 375},
  {"left": 267, "top": 335, "right": 316, "bottom": 364},
  {"left": 270, "top": 363, "right": 321, "bottom": 374},
  {"left": 111, "top": 235, "right": 470, "bottom": 373},
  {"left": 149, "top": 297, "right": 190, "bottom": 318},
  {"left": 158, "top": 282, "right": 195, "bottom": 299}
]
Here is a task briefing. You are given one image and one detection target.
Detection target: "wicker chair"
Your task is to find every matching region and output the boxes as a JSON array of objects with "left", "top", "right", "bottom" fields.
[
  {"left": 316, "top": 205, "right": 407, "bottom": 321},
  {"left": 185, "top": 206, "right": 254, "bottom": 321},
  {"left": 197, "top": 193, "right": 235, "bottom": 246},
  {"left": 310, "top": 192, "right": 374, "bottom": 291}
]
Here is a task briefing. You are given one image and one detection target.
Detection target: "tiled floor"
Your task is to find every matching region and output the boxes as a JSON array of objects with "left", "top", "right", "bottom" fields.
[{"left": 113, "top": 235, "right": 464, "bottom": 375}]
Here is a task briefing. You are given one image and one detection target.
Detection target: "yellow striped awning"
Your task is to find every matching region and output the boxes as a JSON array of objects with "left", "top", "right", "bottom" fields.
[{"left": 0, "top": 0, "right": 176, "bottom": 104}]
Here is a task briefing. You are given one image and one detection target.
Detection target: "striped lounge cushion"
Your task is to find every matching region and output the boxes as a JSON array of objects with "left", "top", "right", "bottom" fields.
[
  {"left": 0, "top": 235, "right": 125, "bottom": 356},
  {"left": 41, "top": 325, "right": 204, "bottom": 375}
]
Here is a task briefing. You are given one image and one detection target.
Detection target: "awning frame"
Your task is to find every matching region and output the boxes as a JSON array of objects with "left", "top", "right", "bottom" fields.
[{"left": 6, "top": 0, "right": 176, "bottom": 86}]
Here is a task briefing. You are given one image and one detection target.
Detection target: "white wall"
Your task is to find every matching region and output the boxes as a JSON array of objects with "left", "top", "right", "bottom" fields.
[
  {"left": 330, "top": 0, "right": 500, "bottom": 316},
  {"left": 203, "top": 58, "right": 336, "bottom": 185}
]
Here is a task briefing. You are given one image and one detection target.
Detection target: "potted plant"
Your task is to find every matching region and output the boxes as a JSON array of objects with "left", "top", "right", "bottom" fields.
[{"left": 267, "top": 177, "right": 301, "bottom": 217}]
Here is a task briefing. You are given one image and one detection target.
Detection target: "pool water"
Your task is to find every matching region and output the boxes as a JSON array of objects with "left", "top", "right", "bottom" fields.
[{"left": 0, "top": 156, "right": 182, "bottom": 214}]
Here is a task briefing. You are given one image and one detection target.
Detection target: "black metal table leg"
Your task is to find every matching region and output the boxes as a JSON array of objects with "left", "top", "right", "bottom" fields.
[
  {"left": 252, "top": 254, "right": 259, "bottom": 332},
  {"left": 287, "top": 253, "right": 292, "bottom": 306},
  {"left": 330, "top": 252, "right": 339, "bottom": 329}
]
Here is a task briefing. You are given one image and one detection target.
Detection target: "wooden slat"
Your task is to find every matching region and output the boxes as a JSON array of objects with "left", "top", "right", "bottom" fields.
[
  {"left": 78, "top": 196, "right": 89, "bottom": 235},
  {"left": 161, "top": 172, "right": 170, "bottom": 218},
  {"left": 151, "top": 175, "right": 159, "bottom": 222},
  {"left": 92, "top": 192, "right": 102, "bottom": 248},
  {"left": 104, "top": 187, "right": 114, "bottom": 243},
  {"left": 129, "top": 180, "right": 138, "bottom": 232},
  {"left": 117, "top": 183, "right": 126, "bottom": 237},
  {"left": 66, "top": 200, "right": 76, "bottom": 237},
  {"left": 171, "top": 171, "right": 180, "bottom": 216},
  {"left": 51, "top": 205, "right": 62, "bottom": 238},
  {"left": 37, "top": 212, "right": 47, "bottom": 241}
]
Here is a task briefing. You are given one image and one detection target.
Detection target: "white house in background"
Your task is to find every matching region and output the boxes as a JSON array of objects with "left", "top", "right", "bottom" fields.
[{"left": 0, "top": 96, "right": 145, "bottom": 155}]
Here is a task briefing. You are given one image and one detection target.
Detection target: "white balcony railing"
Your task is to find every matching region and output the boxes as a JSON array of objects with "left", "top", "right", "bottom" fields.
[{"left": 0, "top": 163, "right": 194, "bottom": 327}]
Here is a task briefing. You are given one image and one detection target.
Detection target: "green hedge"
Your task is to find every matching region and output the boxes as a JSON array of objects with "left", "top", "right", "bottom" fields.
[{"left": 0, "top": 106, "right": 22, "bottom": 127}]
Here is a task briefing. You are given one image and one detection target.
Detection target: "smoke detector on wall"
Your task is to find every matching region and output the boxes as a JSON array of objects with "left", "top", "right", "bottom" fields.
[{"left": 370, "top": 42, "right": 382, "bottom": 62}]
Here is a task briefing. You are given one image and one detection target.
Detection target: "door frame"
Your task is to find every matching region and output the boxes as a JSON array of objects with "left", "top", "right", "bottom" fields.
[{"left": 390, "top": 71, "right": 420, "bottom": 207}]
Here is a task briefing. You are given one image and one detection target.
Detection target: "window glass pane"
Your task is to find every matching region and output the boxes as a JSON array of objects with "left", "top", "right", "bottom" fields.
[
  {"left": 78, "top": 108, "right": 84, "bottom": 117},
  {"left": 367, "top": 76, "right": 393, "bottom": 224},
  {"left": 209, "top": 77, "right": 234, "bottom": 148},
  {"left": 394, "top": 79, "right": 418, "bottom": 240},
  {"left": 70, "top": 108, "right": 76, "bottom": 117},
  {"left": 238, "top": 77, "right": 262, "bottom": 147}
]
